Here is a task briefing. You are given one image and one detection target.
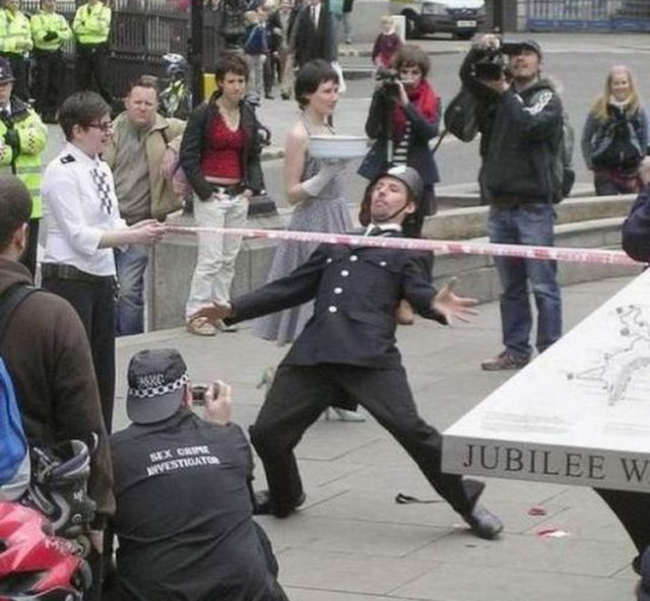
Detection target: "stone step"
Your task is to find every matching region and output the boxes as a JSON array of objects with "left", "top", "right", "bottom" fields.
[{"left": 148, "top": 200, "right": 639, "bottom": 331}]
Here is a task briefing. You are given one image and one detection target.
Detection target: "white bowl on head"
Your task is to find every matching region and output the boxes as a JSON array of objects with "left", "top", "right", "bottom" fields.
[{"left": 309, "top": 135, "right": 369, "bottom": 159}]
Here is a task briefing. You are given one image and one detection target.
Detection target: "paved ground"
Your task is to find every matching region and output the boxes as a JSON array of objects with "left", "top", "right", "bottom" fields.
[{"left": 115, "top": 273, "right": 643, "bottom": 601}]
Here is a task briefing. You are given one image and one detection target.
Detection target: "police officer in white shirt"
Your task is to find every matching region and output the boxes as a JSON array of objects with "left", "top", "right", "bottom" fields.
[{"left": 41, "top": 90, "right": 166, "bottom": 434}]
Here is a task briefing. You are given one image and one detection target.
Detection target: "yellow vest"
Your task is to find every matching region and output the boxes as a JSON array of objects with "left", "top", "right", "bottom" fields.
[
  {"left": 31, "top": 10, "right": 72, "bottom": 52},
  {"left": 73, "top": 2, "right": 111, "bottom": 45},
  {"left": 0, "top": 8, "right": 33, "bottom": 54},
  {"left": 0, "top": 103, "right": 48, "bottom": 219}
]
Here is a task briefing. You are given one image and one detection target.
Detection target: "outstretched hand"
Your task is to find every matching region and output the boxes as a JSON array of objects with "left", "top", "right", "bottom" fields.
[
  {"left": 431, "top": 278, "right": 478, "bottom": 324},
  {"left": 189, "top": 301, "right": 233, "bottom": 327}
]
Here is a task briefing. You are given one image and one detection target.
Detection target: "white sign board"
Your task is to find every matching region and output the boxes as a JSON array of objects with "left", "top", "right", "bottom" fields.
[{"left": 443, "top": 270, "right": 650, "bottom": 493}]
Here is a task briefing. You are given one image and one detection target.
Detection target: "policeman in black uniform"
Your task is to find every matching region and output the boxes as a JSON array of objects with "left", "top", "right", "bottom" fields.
[
  {"left": 192, "top": 165, "right": 505, "bottom": 540},
  {"left": 109, "top": 348, "right": 289, "bottom": 601}
]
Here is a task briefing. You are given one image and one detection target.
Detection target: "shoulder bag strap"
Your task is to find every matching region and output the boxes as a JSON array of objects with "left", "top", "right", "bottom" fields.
[{"left": 0, "top": 284, "right": 38, "bottom": 348}]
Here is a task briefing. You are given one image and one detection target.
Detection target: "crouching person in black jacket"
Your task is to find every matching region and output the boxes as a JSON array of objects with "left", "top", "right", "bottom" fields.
[{"left": 107, "top": 348, "right": 288, "bottom": 601}]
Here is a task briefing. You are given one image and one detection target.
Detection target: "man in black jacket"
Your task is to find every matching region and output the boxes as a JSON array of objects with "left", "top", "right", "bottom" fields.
[
  {"left": 192, "top": 166, "right": 504, "bottom": 540},
  {"left": 459, "top": 37, "right": 564, "bottom": 371},
  {"left": 109, "top": 348, "right": 288, "bottom": 601},
  {"left": 291, "top": 0, "right": 336, "bottom": 70}
]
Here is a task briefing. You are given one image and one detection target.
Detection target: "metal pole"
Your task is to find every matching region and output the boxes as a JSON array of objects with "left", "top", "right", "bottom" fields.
[{"left": 189, "top": 0, "right": 204, "bottom": 107}]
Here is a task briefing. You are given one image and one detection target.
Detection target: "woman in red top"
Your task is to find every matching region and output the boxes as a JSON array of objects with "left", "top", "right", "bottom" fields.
[{"left": 180, "top": 53, "right": 266, "bottom": 335}]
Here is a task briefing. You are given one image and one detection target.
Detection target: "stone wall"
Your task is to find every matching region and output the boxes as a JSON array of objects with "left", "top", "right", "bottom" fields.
[{"left": 147, "top": 194, "right": 640, "bottom": 331}]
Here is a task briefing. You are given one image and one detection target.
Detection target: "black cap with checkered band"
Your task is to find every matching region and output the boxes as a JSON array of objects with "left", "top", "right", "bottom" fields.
[{"left": 126, "top": 348, "right": 189, "bottom": 424}]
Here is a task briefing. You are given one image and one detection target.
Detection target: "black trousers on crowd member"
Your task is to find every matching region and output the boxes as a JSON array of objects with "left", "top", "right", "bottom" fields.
[
  {"left": 19, "top": 218, "right": 39, "bottom": 279},
  {"left": 249, "top": 363, "right": 484, "bottom": 516},
  {"left": 0, "top": 52, "right": 29, "bottom": 102},
  {"left": 33, "top": 49, "right": 66, "bottom": 121},
  {"left": 41, "top": 275, "right": 116, "bottom": 433},
  {"left": 595, "top": 488, "right": 650, "bottom": 570},
  {"left": 75, "top": 43, "right": 112, "bottom": 106},
  {"left": 263, "top": 54, "right": 278, "bottom": 97}
]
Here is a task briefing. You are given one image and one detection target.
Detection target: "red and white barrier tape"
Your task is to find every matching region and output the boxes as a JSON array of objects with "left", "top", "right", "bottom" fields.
[{"left": 166, "top": 225, "right": 641, "bottom": 266}]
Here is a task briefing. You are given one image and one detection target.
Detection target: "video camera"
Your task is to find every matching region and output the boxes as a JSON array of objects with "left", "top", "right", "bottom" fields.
[
  {"left": 469, "top": 40, "right": 530, "bottom": 81},
  {"left": 375, "top": 67, "right": 401, "bottom": 98}
]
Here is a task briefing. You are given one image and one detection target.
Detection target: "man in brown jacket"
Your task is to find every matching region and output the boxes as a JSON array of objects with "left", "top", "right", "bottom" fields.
[
  {"left": 0, "top": 175, "right": 114, "bottom": 557},
  {"left": 102, "top": 75, "right": 185, "bottom": 336}
]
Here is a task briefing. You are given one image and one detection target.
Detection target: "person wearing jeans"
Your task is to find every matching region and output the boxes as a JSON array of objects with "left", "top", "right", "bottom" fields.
[
  {"left": 180, "top": 52, "right": 265, "bottom": 336},
  {"left": 113, "top": 244, "right": 148, "bottom": 335},
  {"left": 488, "top": 203, "right": 562, "bottom": 358},
  {"left": 103, "top": 75, "right": 185, "bottom": 336},
  {"left": 453, "top": 36, "right": 565, "bottom": 371}
]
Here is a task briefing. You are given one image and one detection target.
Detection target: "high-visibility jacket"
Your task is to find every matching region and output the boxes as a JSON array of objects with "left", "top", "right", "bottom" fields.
[
  {"left": 0, "top": 98, "right": 48, "bottom": 219},
  {"left": 72, "top": 2, "right": 111, "bottom": 45},
  {"left": 31, "top": 10, "right": 72, "bottom": 52},
  {"left": 0, "top": 8, "right": 33, "bottom": 55}
]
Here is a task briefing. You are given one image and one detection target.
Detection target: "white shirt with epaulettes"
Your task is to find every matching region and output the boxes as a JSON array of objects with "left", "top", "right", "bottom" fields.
[{"left": 42, "top": 142, "right": 127, "bottom": 277}]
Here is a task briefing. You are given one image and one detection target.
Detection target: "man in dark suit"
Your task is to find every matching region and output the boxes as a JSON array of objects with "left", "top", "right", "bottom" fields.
[
  {"left": 291, "top": 0, "right": 336, "bottom": 69},
  {"left": 191, "top": 166, "right": 504, "bottom": 540}
]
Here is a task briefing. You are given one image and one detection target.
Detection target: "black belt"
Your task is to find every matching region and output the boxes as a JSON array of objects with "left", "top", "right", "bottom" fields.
[
  {"left": 33, "top": 48, "right": 63, "bottom": 55},
  {"left": 41, "top": 263, "right": 115, "bottom": 284},
  {"left": 209, "top": 182, "right": 246, "bottom": 196}
]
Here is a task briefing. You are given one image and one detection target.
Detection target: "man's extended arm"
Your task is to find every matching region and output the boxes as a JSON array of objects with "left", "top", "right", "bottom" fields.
[
  {"left": 191, "top": 246, "right": 329, "bottom": 325},
  {"left": 402, "top": 253, "right": 477, "bottom": 324}
]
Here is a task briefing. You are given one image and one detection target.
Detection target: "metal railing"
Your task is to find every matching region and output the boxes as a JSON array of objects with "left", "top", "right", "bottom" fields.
[
  {"left": 525, "top": 0, "right": 650, "bottom": 31},
  {"left": 20, "top": 0, "right": 223, "bottom": 99}
]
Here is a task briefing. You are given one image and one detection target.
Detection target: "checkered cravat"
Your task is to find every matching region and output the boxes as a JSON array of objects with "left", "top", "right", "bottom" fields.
[{"left": 90, "top": 166, "right": 112, "bottom": 214}]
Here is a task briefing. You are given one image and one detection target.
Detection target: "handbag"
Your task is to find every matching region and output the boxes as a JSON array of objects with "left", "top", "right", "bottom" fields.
[{"left": 159, "top": 132, "right": 192, "bottom": 207}]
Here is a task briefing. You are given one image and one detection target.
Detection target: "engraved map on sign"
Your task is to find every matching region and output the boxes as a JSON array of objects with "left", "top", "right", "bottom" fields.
[
  {"left": 566, "top": 303, "right": 650, "bottom": 406},
  {"left": 443, "top": 270, "right": 650, "bottom": 492}
]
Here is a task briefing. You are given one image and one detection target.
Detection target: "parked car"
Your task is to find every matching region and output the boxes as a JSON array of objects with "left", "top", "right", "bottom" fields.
[{"left": 389, "top": 0, "right": 485, "bottom": 40}]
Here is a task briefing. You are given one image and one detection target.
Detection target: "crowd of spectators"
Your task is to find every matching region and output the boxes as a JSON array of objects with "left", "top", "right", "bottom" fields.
[{"left": 3, "top": 5, "right": 650, "bottom": 598}]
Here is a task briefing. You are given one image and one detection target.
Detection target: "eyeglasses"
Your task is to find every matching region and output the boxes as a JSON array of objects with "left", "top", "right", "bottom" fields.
[{"left": 88, "top": 121, "right": 113, "bottom": 133}]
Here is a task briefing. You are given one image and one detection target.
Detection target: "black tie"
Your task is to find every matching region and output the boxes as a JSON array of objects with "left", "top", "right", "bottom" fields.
[
  {"left": 91, "top": 166, "right": 113, "bottom": 214},
  {"left": 0, "top": 109, "right": 9, "bottom": 124},
  {"left": 367, "top": 225, "right": 383, "bottom": 237}
]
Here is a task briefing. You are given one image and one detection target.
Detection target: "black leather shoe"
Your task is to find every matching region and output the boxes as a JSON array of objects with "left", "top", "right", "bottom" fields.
[
  {"left": 253, "top": 489, "right": 306, "bottom": 518},
  {"left": 462, "top": 504, "right": 504, "bottom": 540}
]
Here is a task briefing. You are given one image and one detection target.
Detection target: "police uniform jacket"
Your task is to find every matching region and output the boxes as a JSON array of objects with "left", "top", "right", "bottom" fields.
[{"left": 228, "top": 233, "right": 447, "bottom": 369}]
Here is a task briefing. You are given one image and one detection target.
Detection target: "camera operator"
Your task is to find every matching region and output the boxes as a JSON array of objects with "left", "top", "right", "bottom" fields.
[
  {"left": 359, "top": 44, "right": 441, "bottom": 223},
  {"left": 456, "top": 37, "right": 564, "bottom": 371},
  {"left": 106, "top": 348, "right": 288, "bottom": 601}
]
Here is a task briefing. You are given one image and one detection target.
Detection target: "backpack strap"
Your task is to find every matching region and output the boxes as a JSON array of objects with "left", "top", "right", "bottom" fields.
[{"left": 0, "top": 284, "right": 39, "bottom": 348}]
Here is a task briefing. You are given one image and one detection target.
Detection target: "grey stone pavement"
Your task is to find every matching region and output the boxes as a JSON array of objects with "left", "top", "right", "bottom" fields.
[{"left": 115, "top": 273, "right": 644, "bottom": 601}]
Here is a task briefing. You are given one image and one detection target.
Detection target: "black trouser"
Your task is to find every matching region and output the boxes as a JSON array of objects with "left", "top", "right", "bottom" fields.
[
  {"left": 595, "top": 488, "right": 650, "bottom": 561},
  {"left": 263, "top": 53, "right": 277, "bottom": 96},
  {"left": 249, "top": 363, "right": 483, "bottom": 516},
  {"left": 19, "top": 218, "right": 39, "bottom": 278},
  {"left": 33, "top": 49, "right": 66, "bottom": 120},
  {"left": 75, "top": 43, "right": 112, "bottom": 106},
  {"left": 0, "top": 52, "right": 29, "bottom": 101},
  {"left": 41, "top": 277, "right": 116, "bottom": 433}
]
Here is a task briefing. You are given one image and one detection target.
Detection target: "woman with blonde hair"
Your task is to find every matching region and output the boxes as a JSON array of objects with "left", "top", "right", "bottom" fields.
[{"left": 581, "top": 65, "right": 648, "bottom": 195}]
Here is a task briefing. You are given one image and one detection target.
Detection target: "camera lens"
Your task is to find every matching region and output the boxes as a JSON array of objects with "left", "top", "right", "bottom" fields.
[{"left": 192, "top": 385, "right": 208, "bottom": 404}]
